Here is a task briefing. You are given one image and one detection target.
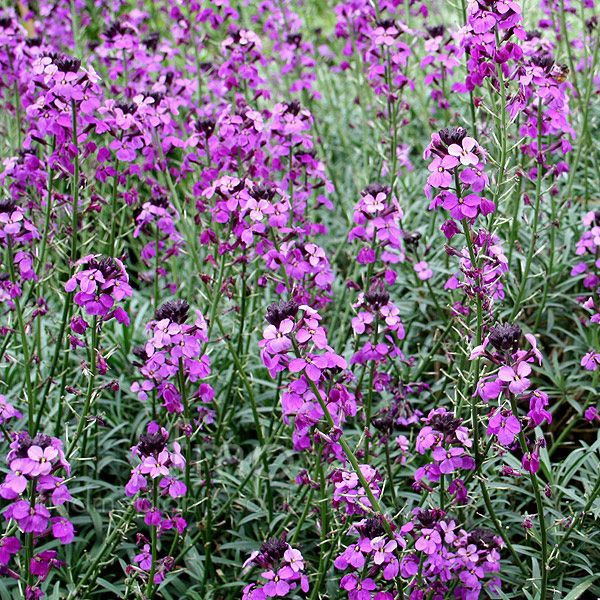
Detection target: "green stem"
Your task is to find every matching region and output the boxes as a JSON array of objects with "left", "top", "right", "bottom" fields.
[
  {"left": 70, "top": 99, "right": 80, "bottom": 263},
  {"left": 37, "top": 292, "right": 73, "bottom": 435},
  {"left": 509, "top": 105, "right": 544, "bottom": 322},
  {"left": 67, "top": 505, "right": 136, "bottom": 599},
  {"left": 146, "top": 483, "right": 159, "bottom": 598},
  {"left": 557, "top": 469, "right": 600, "bottom": 552},
  {"left": 548, "top": 369, "right": 598, "bottom": 458},
  {"left": 478, "top": 478, "right": 528, "bottom": 576},
  {"left": 291, "top": 340, "right": 390, "bottom": 533},
  {"left": 509, "top": 393, "right": 549, "bottom": 597},
  {"left": 108, "top": 160, "right": 120, "bottom": 257},
  {"left": 364, "top": 313, "right": 379, "bottom": 458},
  {"left": 178, "top": 358, "right": 192, "bottom": 510},
  {"left": 384, "top": 442, "right": 398, "bottom": 509},
  {"left": 7, "top": 241, "right": 34, "bottom": 432},
  {"left": 66, "top": 316, "right": 98, "bottom": 460}
]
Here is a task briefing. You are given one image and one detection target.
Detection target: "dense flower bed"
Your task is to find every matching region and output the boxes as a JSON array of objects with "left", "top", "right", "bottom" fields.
[{"left": 0, "top": 0, "right": 598, "bottom": 598}]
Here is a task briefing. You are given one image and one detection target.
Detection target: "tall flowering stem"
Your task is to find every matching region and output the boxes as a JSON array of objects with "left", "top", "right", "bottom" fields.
[
  {"left": 508, "top": 391, "right": 549, "bottom": 598},
  {"left": 6, "top": 240, "right": 34, "bottom": 431}
]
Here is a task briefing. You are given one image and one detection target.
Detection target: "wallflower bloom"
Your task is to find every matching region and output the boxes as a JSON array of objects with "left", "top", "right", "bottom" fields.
[
  {"left": 243, "top": 537, "right": 309, "bottom": 599},
  {"left": 498, "top": 361, "right": 532, "bottom": 394},
  {"left": 65, "top": 255, "right": 132, "bottom": 323}
]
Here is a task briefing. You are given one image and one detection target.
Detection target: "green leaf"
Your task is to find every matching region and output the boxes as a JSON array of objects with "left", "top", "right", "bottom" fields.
[{"left": 561, "top": 575, "right": 597, "bottom": 600}]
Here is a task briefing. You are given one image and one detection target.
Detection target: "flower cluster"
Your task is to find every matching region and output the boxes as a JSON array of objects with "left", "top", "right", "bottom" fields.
[
  {"left": 125, "top": 422, "right": 187, "bottom": 585},
  {"left": 260, "top": 299, "right": 357, "bottom": 455},
  {"left": 0, "top": 197, "right": 40, "bottom": 297},
  {"left": 425, "top": 127, "right": 493, "bottom": 233},
  {"left": 133, "top": 194, "right": 184, "bottom": 266},
  {"left": 400, "top": 508, "right": 502, "bottom": 599},
  {"left": 131, "top": 299, "right": 214, "bottom": 424},
  {"left": 413, "top": 408, "right": 475, "bottom": 500},
  {"left": 0, "top": 432, "right": 74, "bottom": 596},
  {"left": 444, "top": 230, "right": 509, "bottom": 315},
  {"left": 335, "top": 515, "right": 402, "bottom": 600},
  {"left": 242, "top": 536, "right": 309, "bottom": 599},
  {"left": 65, "top": 254, "right": 132, "bottom": 323},
  {"left": 349, "top": 183, "right": 404, "bottom": 270},
  {"left": 572, "top": 211, "right": 600, "bottom": 300},
  {"left": 350, "top": 289, "right": 405, "bottom": 366},
  {"left": 473, "top": 323, "right": 550, "bottom": 472},
  {"left": 330, "top": 465, "right": 382, "bottom": 518}
]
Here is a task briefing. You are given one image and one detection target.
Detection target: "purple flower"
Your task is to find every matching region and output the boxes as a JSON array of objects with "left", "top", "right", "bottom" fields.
[
  {"left": 522, "top": 452, "right": 540, "bottom": 473},
  {"left": 448, "top": 136, "right": 480, "bottom": 166},
  {"left": 414, "top": 261, "right": 433, "bottom": 280},
  {"left": 288, "top": 354, "right": 328, "bottom": 382},
  {"left": 371, "top": 536, "right": 397, "bottom": 565},
  {"left": 140, "top": 450, "right": 170, "bottom": 478},
  {"left": 432, "top": 446, "right": 465, "bottom": 474},
  {"left": 283, "top": 548, "right": 304, "bottom": 572},
  {"left": 5, "top": 501, "right": 50, "bottom": 533},
  {"left": 30, "top": 550, "right": 65, "bottom": 581},
  {"left": 1, "top": 465, "right": 28, "bottom": 498},
  {"left": 262, "top": 319, "right": 294, "bottom": 354},
  {"left": 26, "top": 445, "right": 58, "bottom": 477},
  {"left": 262, "top": 568, "right": 291, "bottom": 597},
  {"left": 65, "top": 255, "right": 132, "bottom": 321},
  {"left": 0, "top": 537, "right": 20, "bottom": 565},
  {"left": 335, "top": 538, "right": 372, "bottom": 569},
  {"left": 159, "top": 477, "right": 187, "bottom": 498},
  {"left": 340, "top": 574, "right": 377, "bottom": 600},
  {"left": 487, "top": 413, "right": 521, "bottom": 445},
  {"left": 414, "top": 528, "right": 442, "bottom": 554},
  {"left": 498, "top": 361, "right": 532, "bottom": 394},
  {"left": 51, "top": 517, "right": 75, "bottom": 544},
  {"left": 427, "top": 155, "right": 458, "bottom": 188},
  {"left": 37, "top": 475, "right": 73, "bottom": 505}
]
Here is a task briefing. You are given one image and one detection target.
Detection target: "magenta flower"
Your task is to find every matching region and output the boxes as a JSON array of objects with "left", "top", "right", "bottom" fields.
[
  {"left": 283, "top": 548, "right": 304, "bottom": 572},
  {"left": 262, "top": 568, "right": 291, "bottom": 597},
  {"left": 498, "top": 361, "right": 532, "bottom": 394},
  {"left": 0, "top": 536, "right": 20, "bottom": 565},
  {"left": 460, "top": 165, "right": 489, "bottom": 191},
  {"left": 351, "top": 311, "right": 374, "bottom": 335},
  {"left": 27, "top": 445, "right": 58, "bottom": 477},
  {"left": 522, "top": 452, "right": 540, "bottom": 473},
  {"left": 432, "top": 446, "right": 465, "bottom": 474},
  {"left": 134, "top": 544, "right": 152, "bottom": 570},
  {"left": 159, "top": 477, "right": 187, "bottom": 498},
  {"left": 335, "top": 537, "right": 372, "bottom": 569},
  {"left": 581, "top": 351, "right": 600, "bottom": 371},
  {"left": 30, "top": 550, "right": 65, "bottom": 581},
  {"left": 0, "top": 210, "right": 23, "bottom": 235},
  {"left": 1, "top": 464, "right": 28, "bottom": 498},
  {"left": 263, "top": 319, "right": 294, "bottom": 354},
  {"left": 51, "top": 517, "right": 75, "bottom": 544},
  {"left": 5, "top": 501, "right": 50, "bottom": 533},
  {"left": 340, "top": 574, "right": 377, "bottom": 600},
  {"left": 37, "top": 475, "right": 73, "bottom": 505},
  {"left": 296, "top": 318, "right": 328, "bottom": 348},
  {"left": 427, "top": 155, "right": 458, "bottom": 188},
  {"left": 140, "top": 450, "right": 170, "bottom": 478},
  {"left": 288, "top": 354, "right": 328, "bottom": 381},
  {"left": 415, "top": 426, "right": 438, "bottom": 453},
  {"left": 448, "top": 136, "right": 480, "bottom": 166},
  {"left": 443, "top": 192, "right": 482, "bottom": 220},
  {"left": 415, "top": 528, "right": 442, "bottom": 554},
  {"left": 65, "top": 255, "right": 132, "bottom": 321},
  {"left": 487, "top": 413, "right": 521, "bottom": 446},
  {"left": 371, "top": 536, "right": 397, "bottom": 565},
  {"left": 414, "top": 261, "right": 433, "bottom": 281}
]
